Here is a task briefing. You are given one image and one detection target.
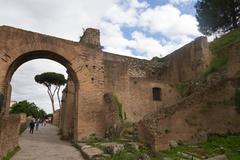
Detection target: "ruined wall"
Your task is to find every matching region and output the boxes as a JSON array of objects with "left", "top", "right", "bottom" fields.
[
  {"left": 102, "top": 37, "right": 211, "bottom": 123},
  {"left": 0, "top": 25, "right": 213, "bottom": 143},
  {"left": 0, "top": 115, "right": 20, "bottom": 159},
  {"left": 103, "top": 53, "right": 180, "bottom": 122},
  {"left": 60, "top": 79, "right": 75, "bottom": 139},
  {"left": 159, "top": 37, "right": 211, "bottom": 82},
  {"left": 0, "top": 26, "right": 106, "bottom": 141},
  {"left": 138, "top": 43, "right": 240, "bottom": 151}
]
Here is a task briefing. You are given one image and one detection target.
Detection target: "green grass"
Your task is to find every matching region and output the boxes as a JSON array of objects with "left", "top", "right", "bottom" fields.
[
  {"left": 1, "top": 146, "right": 20, "bottom": 160},
  {"left": 175, "top": 83, "right": 188, "bottom": 97},
  {"left": 113, "top": 96, "right": 124, "bottom": 122},
  {"left": 158, "top": 135, "right": 240, "bottom": 160},
  {"left": 204, "top": 53, "right": 228, "bottom": 77},
  {"left": 204, "top": 28, "right": 240, "bottom": 77},
  {"left": 210, "top": 28, "right": 240, "bottom": 55}
]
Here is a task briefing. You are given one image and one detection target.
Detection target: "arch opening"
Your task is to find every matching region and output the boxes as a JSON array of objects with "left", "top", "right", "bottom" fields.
[{"left": 4, "top": 50, "right": 79, "bottom": 140}]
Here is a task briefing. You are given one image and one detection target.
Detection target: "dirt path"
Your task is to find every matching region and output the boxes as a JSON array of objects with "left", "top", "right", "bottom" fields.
[{"left": 12, "top": 124, "right": 84, "bottom": 160}]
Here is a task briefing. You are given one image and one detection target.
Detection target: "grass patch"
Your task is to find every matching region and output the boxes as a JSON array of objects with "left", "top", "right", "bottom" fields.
[
  {"left": 113, "top": 96, "right": 124, "bottom": 122},
  {"left": 210, "top": 28, "right": 240, "bottom": 55},
  {"left": 204, "top": 53, "right": 228, "bottom": 77},
  {"left": 204, "top": 28, "right": 240, "bottom": 77},
  {"left": 1, "top": 146, "right": 20, "bottom": 160},
  {"left": 158, "top": 135, "right": 240, "bottom": 160},
  {"left": 175, "top": 83, "right": 189, "bottom": 97}
]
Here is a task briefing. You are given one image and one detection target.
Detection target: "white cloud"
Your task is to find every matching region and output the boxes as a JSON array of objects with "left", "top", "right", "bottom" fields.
[
  {"left": 169, "top": 0, "right": 195, "bottom": 5},
  {"left": 139, "top": 4, "right": 200, "bottom": 37}
]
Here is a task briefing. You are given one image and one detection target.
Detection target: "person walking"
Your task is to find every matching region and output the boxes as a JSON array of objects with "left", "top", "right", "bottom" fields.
[
  {"left": 35, "top": 119, "right": 39, "bottom": 131},
  {"left": 29, "top": 120, "right": 35, "bottom": 134}
]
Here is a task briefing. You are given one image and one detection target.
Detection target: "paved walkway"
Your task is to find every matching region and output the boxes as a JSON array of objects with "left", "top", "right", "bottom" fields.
[{"left": 12, "top": 124, "right": 84, "bottom": 160}]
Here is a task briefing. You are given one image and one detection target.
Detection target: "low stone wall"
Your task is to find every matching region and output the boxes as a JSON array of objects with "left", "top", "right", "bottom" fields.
[
  {"left": 0, "top": 114, "right": 20, "bottom": 159},
  {"left": 19, "top": 113, "right": 26, "bottom": 123}
]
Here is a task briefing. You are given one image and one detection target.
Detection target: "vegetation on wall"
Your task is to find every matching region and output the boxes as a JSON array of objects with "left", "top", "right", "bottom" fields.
[
  {"left": 209, "top": 28, "right": 240, "bottom": 54},
  {"left": 204, "top": 54, "right": 228, "bottom": 77},
  {"left": 175, "top": 82, "right": 189, "bottom": 97},
  {"left": 113, "top": 96, "right": 124, "bottom": 122},
  {"left": 159, "top": 135, "right": 240, "bottom": 160},
  {"left": 204, "top": 28, "right": 240, "bottom": 77},
  {"left": 1, "top": 146, "right": 20, "bottom": 160}
]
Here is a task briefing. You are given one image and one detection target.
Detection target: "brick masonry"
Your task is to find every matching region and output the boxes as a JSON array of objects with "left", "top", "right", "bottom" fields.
[
  {"left": 0, "top": 25, "right": 215, "bottom": 152},
  {"left": 0, "top": 115, "right": 20, "bottom": 159}
]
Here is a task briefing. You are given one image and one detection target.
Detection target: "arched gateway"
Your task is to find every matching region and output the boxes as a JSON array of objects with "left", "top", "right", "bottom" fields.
[
  {"left": 0, "top": 26, "right": 105, "bottom": 140},
  {"left": 1, "top": 25, "right": 206, "bottom": 144}
]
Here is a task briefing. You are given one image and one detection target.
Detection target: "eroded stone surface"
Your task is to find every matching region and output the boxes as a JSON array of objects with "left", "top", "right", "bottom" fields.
[{"left": 99, "top": 142, "right": 124, "bottom": 154}]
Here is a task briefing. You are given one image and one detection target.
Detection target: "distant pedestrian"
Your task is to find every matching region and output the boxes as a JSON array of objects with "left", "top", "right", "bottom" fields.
[
  {"left": 36, "top": 119, "right": 39, "bottom": 131},
  {"left": 43, "top": 119, "right": 47, "bottom": 126},
  {"left": 29, "top": 120, "right": 35, "bottom": 134}
]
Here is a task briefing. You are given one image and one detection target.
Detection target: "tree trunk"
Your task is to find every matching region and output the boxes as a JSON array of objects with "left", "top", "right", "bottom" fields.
[
  {"left": 57, "top": 86, "right": 61, "bottom": 109},
  {"left": 47, "top": 89, "right": 55, "bottom": 112}
]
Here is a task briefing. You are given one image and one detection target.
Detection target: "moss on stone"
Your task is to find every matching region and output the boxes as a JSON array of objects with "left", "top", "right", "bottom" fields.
[
  {"left": 204, "top": 28, "right": 240, "bottom": 77},
  {"left": 113, "top": 96, "right": 124, "bottom": 122},
  {"left": 1, "top": 146, "right": 20, "bottom": 160},
  {"left": 175, "top": 83, "right": 189, "bottom": 97}
]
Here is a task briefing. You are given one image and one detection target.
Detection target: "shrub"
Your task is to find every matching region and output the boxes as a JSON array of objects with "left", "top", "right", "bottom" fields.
[
  {"left": 113, "top": 96, "right": 124, "bottom": 122},
  {"left": 175, "top": 83, "right": 189, "bottom": 97},
  {"left": 204, "top": 54, "right": 228, "bottom": 77}
]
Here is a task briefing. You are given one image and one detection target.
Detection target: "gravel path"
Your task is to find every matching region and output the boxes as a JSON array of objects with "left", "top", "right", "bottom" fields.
[{"left": 12, "top": 124, "right": 84, "bottom": 160}]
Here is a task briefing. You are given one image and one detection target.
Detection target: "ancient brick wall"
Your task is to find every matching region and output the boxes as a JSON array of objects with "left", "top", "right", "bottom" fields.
[
  {"left": 159, "top": 37, "right": 211, "bottom": 82},
  {"left": 0, "top": 25, "right": 213, "bottom": 145},
  {"left": 60, "top": 79, "right": 75, "bottom": 139},
  {"left": 138, "top": 43, "right": 240, "bottom": 151},
  {"left": 0, "top": 26, "right": 105, "bottom": 141},
  {"left": 103, "top": 53, "right": 180, "bottom": 122},
  {"left": 0, "top": 115, "right": 20, "bottom": 159}
]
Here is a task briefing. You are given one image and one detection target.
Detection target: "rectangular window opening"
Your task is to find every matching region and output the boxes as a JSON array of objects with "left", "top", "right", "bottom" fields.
[{"left": 153, "top": 87, "right": 161, "bottom": 101}]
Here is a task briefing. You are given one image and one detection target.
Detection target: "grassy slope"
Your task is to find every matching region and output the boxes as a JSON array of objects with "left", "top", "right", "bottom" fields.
[
  {"left": 160, "top": 29, "right": 240, "bottom": 160},
  {"left": 204, "top": 28, "right": 240, "bottom": 76},
  {"left": 158, "top": 135, "right": 240, "bottom": 160}
]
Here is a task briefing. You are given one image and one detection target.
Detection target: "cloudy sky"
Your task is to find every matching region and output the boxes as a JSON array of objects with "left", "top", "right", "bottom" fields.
[{"left": 0, "top": 0, "right": 201, "bottom": 113}]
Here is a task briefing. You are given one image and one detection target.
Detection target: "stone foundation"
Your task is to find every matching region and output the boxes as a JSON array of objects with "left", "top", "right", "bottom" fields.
[{"left": 0, "top": 115, "right": 20, "bottom": 159}]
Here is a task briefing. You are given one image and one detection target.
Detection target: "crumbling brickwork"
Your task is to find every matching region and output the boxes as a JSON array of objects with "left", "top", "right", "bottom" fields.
[{"left": 0, "top": 25, "right": 218, "bottom": 151}]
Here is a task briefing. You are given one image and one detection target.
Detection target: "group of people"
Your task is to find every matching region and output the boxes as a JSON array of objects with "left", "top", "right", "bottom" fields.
[{"left": 29, "top": 119, "right": 47, "bottom": 134}]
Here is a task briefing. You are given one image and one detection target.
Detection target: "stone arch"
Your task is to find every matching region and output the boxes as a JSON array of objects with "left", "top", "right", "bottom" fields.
[{"left": 0, "top": 26, "right": 105, "bottom": 141}]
